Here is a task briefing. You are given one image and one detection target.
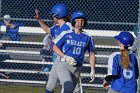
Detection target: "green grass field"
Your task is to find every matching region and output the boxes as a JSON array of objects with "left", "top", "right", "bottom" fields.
[{"left": 0, "top": 85, "right": 107, "bottom": 93}]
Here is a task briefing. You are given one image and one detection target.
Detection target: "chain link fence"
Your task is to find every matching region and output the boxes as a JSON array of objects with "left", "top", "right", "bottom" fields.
[{"left": 0, "top": 0, "right": 139, "bottom": 93}]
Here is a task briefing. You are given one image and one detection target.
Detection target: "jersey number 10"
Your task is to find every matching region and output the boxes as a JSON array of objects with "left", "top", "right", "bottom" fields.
[{"left": 73, "top": 47, "right": 81, "bottom": 54}]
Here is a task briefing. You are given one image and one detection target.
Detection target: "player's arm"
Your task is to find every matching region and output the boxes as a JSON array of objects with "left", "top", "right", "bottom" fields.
[
  {"left": 103, "top": 75, "right": 119, "bottom": 89},
  {"left": 89, "top": 52, "right": 95, "bottom": 82},
  {"left": 103, "top": 53, "right": 120, "bottom": 89},
  {"left": 53, "top": 31, "right": 77, "bottom": 65},
  {"left": 88, "top": 36, "right": 96, "bottom": 82},
  {"left": 53, "top": 44, "right": 76, "bottom": 65},
  {"left": 103, "top": 54, "right": 114, "bottom": 89},
  {"left": 6, "top": 23, "right": 16, "bottom": 28},
  {"left": 34, "top": 9, "right": 50, "bottom": 33},
  {"left": 53, "top": 44, "right": 65, "bottom": 58},
  {"left": 38, "top": 19, "right": 50, "bottom": 33},
  {"left": 90, "top": 52, "right": 95, "bottom": 70}
]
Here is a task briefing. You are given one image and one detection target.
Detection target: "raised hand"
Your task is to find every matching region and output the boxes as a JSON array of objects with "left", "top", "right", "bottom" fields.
[{"left": 34, "top": 9, "right": 40, "bottom": 20}]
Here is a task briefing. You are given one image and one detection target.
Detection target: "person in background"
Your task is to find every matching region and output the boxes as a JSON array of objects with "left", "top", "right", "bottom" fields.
[
  {"left": 103, "top": 31, "right": 139, "bottom": 93},
  {"left": 41, "top": 34, "right": 53, "bottom": 62},
  {"left": 1, "top": 15, "right": 21, "bottom": 41},
  {"left": 40, "top": 34, "right": 53, "bottom": 72},
  {"left": 131, "top": 24, "right": 139, "bottom": 56}
]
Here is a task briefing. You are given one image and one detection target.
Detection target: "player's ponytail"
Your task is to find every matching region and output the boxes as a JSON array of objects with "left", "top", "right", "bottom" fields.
[{"left": 120, "top": 47, "right": 130, "bottom": 69}]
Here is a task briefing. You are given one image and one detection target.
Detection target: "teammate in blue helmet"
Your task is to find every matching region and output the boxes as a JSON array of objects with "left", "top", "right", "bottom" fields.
[
  {"left": 50, "top": 3, "right": 68, "bottom": 19},
  {"left": 71, "top": 11, "right": 87, "bottom": 27},
  {"left": 114, "top": 31, "right": 134, "bottom": 47},
  {"left": 34, "top": 3, "right": 71, "bottom": 37},
  {"left": 34, "top": 4, "right": 85, "bottom": 93},
  {"left": 53, "top": 11, "right": 96, "bottom": 93},
  {"left": 34, "top": 3, "right": 73, "bottom": 93},
  {"left": 103, "top": 31, "right": 139, "bottom": 93}
]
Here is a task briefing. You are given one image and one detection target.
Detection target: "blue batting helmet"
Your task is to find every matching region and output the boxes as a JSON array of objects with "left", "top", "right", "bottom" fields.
[
  {"left": 71, "top": 11, "right": 87, "bottom": 26},
  {"left": 114, "top": 31, "right": 134, "bottom": 47},
  {"left": 50, "top": 3, "right": 68, "bottom": 19}
]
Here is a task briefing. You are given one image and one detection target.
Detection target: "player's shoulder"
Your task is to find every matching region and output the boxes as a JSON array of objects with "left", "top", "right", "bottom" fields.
[
  {"left": 65, "top": 22, "right": 72, "bottom": 26},
  {"left": 53, "top": 30, "right": 73, "bottom": 43},
  {"left": 129, "top": 50, "right": 137, "bottom": 59},
  {"left": 60, "top": 30, "right": 73, "bottom": 37},
  {"left": 81, "top": 31, "right": 93, "bottom": 40},
  {"left": 108, "top": 52, "right": 121, "bottom": 65},
  {"left": 65, "top": 22, "right": 73, "bottom": 30},
  {"left": 109, "top": 52, "right": 120, "bottom": 58},
  {"left": 51, "top": 23, "right": 59, "bottom": 28}
]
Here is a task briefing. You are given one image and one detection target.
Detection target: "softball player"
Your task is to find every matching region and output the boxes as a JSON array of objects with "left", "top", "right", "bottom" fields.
[
  {"left": 53, "top": 11, "right": 96, "bottom": 93},
  {"left": 34, "top": 3, "right": 83, "bottom": 93},
  {"left": 34, "top": 4, "right": 72, "bottom": 38},
  {"left": 103, "top": 31, "right": 139, "bottom": 93}
]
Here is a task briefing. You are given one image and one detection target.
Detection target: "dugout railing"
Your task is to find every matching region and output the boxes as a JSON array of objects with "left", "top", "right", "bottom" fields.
[{"left": 0, "top": 26, "right": 136, "bottom": 89}]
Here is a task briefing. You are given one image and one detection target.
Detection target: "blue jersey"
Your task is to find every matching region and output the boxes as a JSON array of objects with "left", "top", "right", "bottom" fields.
[
  {"left": 50, "top": 22, "right": 73, "bottom": 62},
  {"left": 53, "top": 30, "right": 95, "bottom": 66},
  {"left": 108, "top": 52, "right": 139, "bottom": 93},
  {"left": 6, "top": 24, "right": 20, "bottom": 41},
  {"left": 0, "top": 22, "right": 24, "bottom": 41},
  {"left": 50, "top": 22, "right": 73, "bottom": 38}
]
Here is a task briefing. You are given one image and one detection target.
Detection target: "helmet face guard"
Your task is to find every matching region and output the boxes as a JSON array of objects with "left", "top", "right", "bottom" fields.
[
  {"left": 50, "top": 3, "right": 68, "bottom": 19},
  {"left": 71, "top": 11, "right": 87, "bottom": 27},
  {"left": 114, "top": 31, "right": 134, "bottom": 47}
]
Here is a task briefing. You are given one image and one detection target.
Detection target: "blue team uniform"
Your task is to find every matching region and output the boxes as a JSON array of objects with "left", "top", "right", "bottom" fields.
[
  {"left": 108, "top": 51, "right": 139, "bottom": 93},
  {"left": 6, "top": 24, "right": 20, "bottom": 41},
  {"left": 0, "top": 22, "right": 24, "bottom": 41},
  {"left": 49, "top": 22, "right": 73, "bottom": 62},
  {"left": 53, "top": 30, "right": 95, "bottom": 66},
  {"left": 50, "top": 22, "right": 73, "bottom": 38}
]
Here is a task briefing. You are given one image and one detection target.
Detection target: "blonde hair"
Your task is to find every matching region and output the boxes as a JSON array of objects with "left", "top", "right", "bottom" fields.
[{"left": 120, "top": 47, "right": 130, "bottom": 69}]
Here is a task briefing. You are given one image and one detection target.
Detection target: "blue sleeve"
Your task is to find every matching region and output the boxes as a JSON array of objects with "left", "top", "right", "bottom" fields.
[
  {"left": 112, "top": 57, "right": 120, "bottom": 75},
  {"left": 88, "top": 37, "right": 95, "bottom": 52},
  {"left": 108, "top": 53, "right": 120, "bottom": 75},
  {"left": 11, "top": 24, "right": 19, "bottom": 33},
  {"left": 50, "top": 26, "right": 57, "bottom": 37},
  {"left": 53, "top": 34, "right": 66, "bottom": 50}
]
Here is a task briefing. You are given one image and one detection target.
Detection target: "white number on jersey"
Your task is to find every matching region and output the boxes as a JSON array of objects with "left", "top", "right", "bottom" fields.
[{"left": 73, "top": 47, "right": 81, "bottom": 54}]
